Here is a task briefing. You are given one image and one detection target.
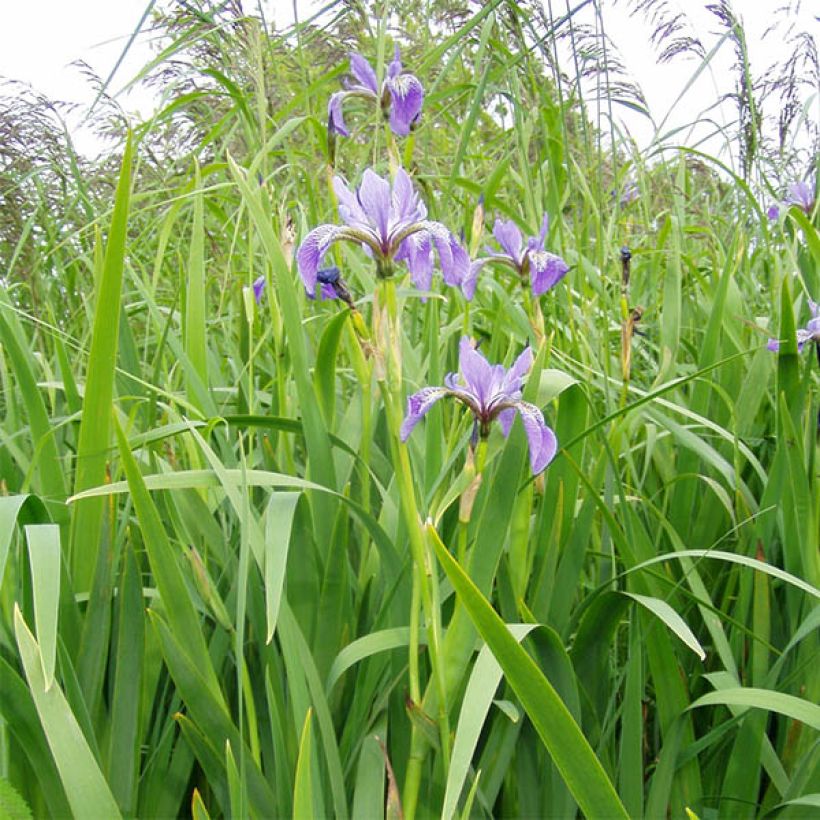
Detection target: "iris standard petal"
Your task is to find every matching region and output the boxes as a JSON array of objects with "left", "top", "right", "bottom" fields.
[
  {"left": 400, "top": 386, "right": 451, "bottom": 441},
  {"left": 529, "top": 250, "right": 569, "bottom": 296},
  {"left": 357, "top": 169, "right": 393, "bottom": 245},
  {"left": 387, "top": 45, "right": 402, "bottom": 79},
  {"left": 458, "top": 338, "right": 494, "bottom": 405},
  {"left": 514, "top": 401, "right": 558, "bottom": 474},
  {"left": 504, "top": 347, "right": 534, "bottom": 390},
  {"left": 387, "top": 73, "right": 423, "bottom": 136},
  {"left": 328, "top": 92, "right": 349, "bottom": 136},
  {"left": 492, "top": 219, "right": 523, "bottom": 265},
  {"left": 349, "top": 52, "right": 379, "bottom": 94},
  {"left": 391, "top": 167, "right": 427, "bottom": 225},
  {"left": 535, "top": 213, "right": 549, "bottom": 250},
  {"left": 333, "top": 175, "right": 369, "bottom": 229}
]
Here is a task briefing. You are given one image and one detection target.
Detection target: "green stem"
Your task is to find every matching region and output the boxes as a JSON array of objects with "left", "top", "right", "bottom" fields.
[{"left": 373, "top": 277, "right": 446, "bottom": 820}]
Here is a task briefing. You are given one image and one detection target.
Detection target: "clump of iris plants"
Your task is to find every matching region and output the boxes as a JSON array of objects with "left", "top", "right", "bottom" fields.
[{"left": 296, "top": 43, "right": 570, "bottom": 479}]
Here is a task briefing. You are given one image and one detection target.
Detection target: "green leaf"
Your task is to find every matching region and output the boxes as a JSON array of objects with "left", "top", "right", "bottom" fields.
[
  {"left": 114, "top": 417, "right": 221, "bottom": 699},
  {"left": 0, "top": 495, "right": 49, "bottom": 597},
  {"left": 443, "top": 623, "right": 537, "bottom": 819},
  {"left": 427, "top": 525, "right": 628, "bottom": 819},
  {"left": 185, "top": 163, "right": 209, "bottom": 406},
  {"left": 13, "top": 606, "right": 122, "bottom": 819},
  {"left": 292, "top": 708, "right": 314, "bottom": 820},
  {"left": 69, "top": 133, "right": 134, "bottom": 591},
  {"left": 106, "top": 545, "right": 144, "bottom": 813},
  {"left": 622, "top": 592, "right": 705, "bottom": 661},
  {"left": 0, "top": 307, "right": 67, "bottom": 502},
  {"left": 0, "top": 778, "right": 33, "bottom": 820},
  {"left": 313, "top": 310, "right": 349, "bottom": 428},
  {"left": 24, "top": 524, "right": 61, "bottom": 689},
  {"left": 264, "top": 492, "right": 300, "bottom": 643},
  {"left": 689, "top": 688, "right": 820, "bottom": 731}
]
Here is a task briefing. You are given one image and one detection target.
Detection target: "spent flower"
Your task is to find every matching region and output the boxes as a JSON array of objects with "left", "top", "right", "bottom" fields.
[
  {"left": 328, "top": 47, "right": 423, "bottom": 138},
  {"left": 297, "top": 167, "right": 470, "bottom": 297},
  {"left": 253, "top": 267, "right": 347, "bottom": 304},
  {"left": 401, "top": 337, "right": 557, "bottom": 474}
]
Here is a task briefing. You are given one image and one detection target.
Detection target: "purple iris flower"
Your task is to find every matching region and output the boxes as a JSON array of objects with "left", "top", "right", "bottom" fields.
[
  {"left": 768, "top": 299, "right": 820, "bottom": 352},
  {"left": 253, "top": 274, "right": 266, "bottom": 304},
  {"left": 619, "top": 182, "right": 639, "bottom": 206},
  {"left": 400, "top": 337, "right": 558, "bottom": 474},
  {"left": 464, "top": 215, "right": 569, "bottom": 299},
  {"left": 767, "top": 204, "right": 780, "bottom": 221},
  {"left": 297, "top": 167, "right": 471, "bottom": 297},
  {"left": 328, "top": 47, "right": 423, "bottom": 138},
  {"left": 785, "top": 180, "right": 816, "bottom": 215}
]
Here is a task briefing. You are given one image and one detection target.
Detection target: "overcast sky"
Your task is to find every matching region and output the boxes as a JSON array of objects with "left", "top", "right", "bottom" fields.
[{"left": 0, "top": 1, "right": 816, "bottom": 165}]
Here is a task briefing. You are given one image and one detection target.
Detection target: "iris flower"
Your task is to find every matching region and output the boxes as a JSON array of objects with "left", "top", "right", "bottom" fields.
[
  {"left": 297, "top": 167, "right": 471, "bottom": 298},
  {"left": 465, "top": 215, "right": 568, "bottom": 299},
  {"left": 618, "top": 182, "right": 639, "bottom": 206},
  {"left": 400, "top": 337, "right": 557, "bottom": 474},
  {"left": 252, "top": 274, "right": 266, "bottom": 304},
  {"left": 768, "top": 299, "right": 820, "bottom": 352},
  {"left": 785, "top": 181, "right": 815, "bottom": 215},
  {"left": 766, "top": 204, "right": 780, "bottom": 221},
  {"left": 328, "top": 47, "right": 423, "bottom": 138}
]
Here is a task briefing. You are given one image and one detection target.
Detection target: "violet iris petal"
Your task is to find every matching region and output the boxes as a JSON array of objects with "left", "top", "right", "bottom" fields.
[
  {"left": 768, "top": 299, "right": 820, "bottom": 352},
  {"left": 619, "top": 182, "right": 639, "bottom": 205},
  {"left": 472, "top": 215, "right": 568, "bottom": 298},
  {"left": 785, "top": 180, "right": 815, "bottom": 215},
  {"left": 328, "top": 92, "right": 349, "bottom": 137},
  {"left": 401, "top": 337, "right": 557, "bottom": 475},
  {"left": 252, "top": 275, "right": 266, "bottom": 304},
  {"left": 349, "top": 52, "right": 379, "bottom": 94},
  {"left": 327, "top": 48, "right": 424, "bottom": 138},
  {"left": 296, "top": 167, "right": 470, "bottom": 296}
]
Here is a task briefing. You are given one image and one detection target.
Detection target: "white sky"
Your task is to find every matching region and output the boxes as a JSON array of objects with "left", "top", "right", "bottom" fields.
[{"left": 0, "top": 0, "right": 816, "bottom": 162}]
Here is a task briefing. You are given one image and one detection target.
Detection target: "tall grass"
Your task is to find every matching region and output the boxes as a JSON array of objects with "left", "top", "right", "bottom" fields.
[{"left": 1, "top": 1, "right": 818, "bottom": 817}]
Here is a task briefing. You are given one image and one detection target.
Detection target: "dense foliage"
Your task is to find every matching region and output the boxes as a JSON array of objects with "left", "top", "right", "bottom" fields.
[{"left": 1, "top": 1, "right": 818, "bottom": 817}]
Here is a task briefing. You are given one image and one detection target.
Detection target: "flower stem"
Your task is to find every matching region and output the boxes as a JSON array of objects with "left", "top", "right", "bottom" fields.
[{"left": 373, "top": 277, "right": 447, "bottom": 819}]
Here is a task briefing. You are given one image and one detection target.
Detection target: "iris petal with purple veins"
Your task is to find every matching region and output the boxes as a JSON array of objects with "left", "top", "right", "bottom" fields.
[
  {"left": 297, "top": 167, "right": 472, "bottom": 298},
  {"left": 471, "top": 214, "right": 568, "bottom": 298},
  {"left": 768, "top": 299, "right": 820, "bottom": 353},
  {"left": 327, "top": 47, "right": 424, "bottom": 138},
  {"left": 401, "top": 337, "right": 558, "bottom": 475}
]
